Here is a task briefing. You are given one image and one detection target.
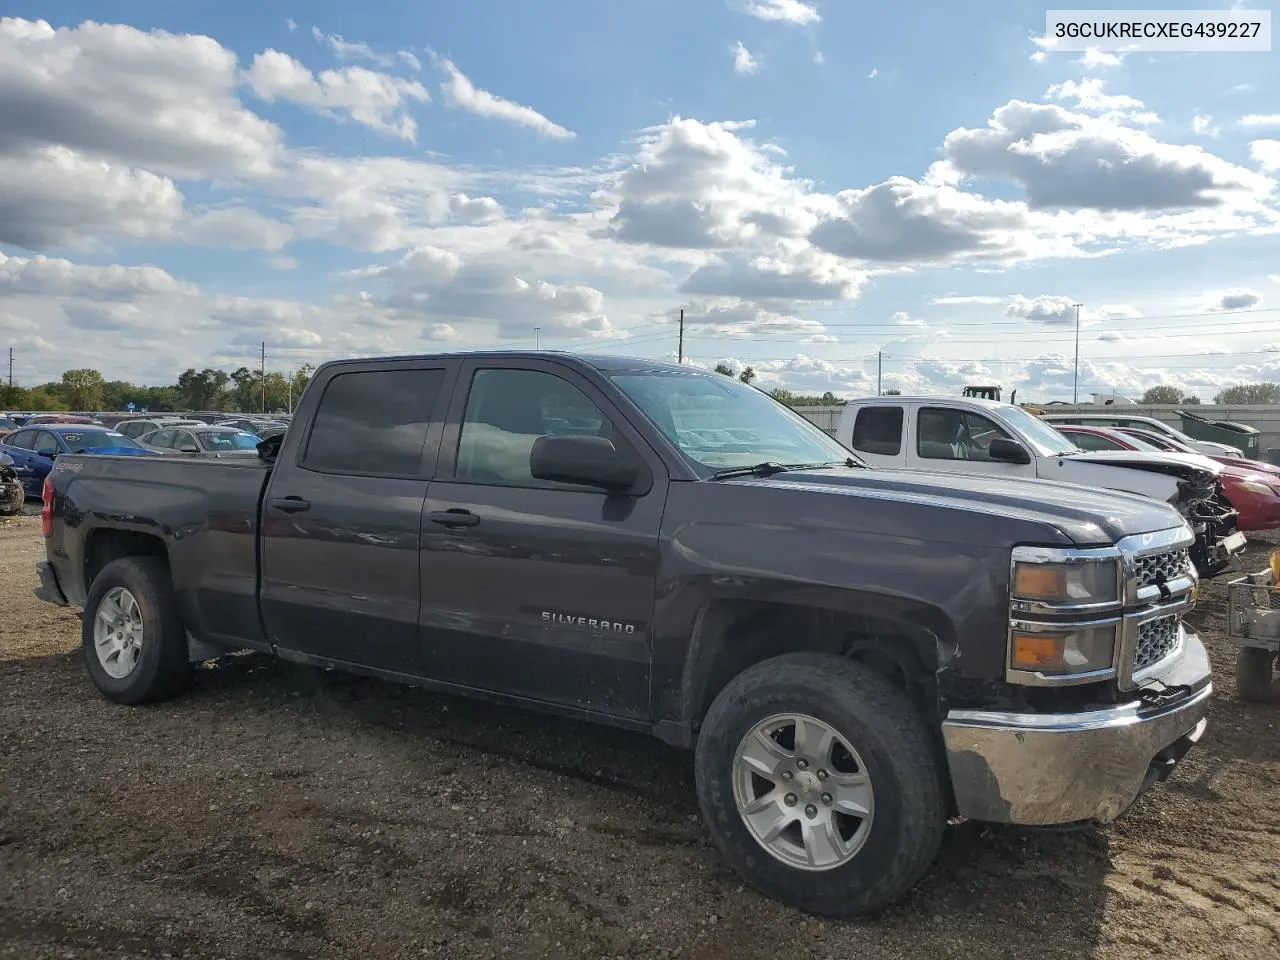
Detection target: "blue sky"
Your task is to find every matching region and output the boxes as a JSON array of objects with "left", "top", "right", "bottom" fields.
[{"left": 1, "top": 1, "right": 1278, "bottom": 400}]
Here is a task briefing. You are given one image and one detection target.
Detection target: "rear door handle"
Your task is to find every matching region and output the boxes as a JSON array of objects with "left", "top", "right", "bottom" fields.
[
  {"left": 426, "top": 509, "right": 480, "bottom": 528},
  {"left": 269, "top": 496, "right": 311, "bottom": 513}
]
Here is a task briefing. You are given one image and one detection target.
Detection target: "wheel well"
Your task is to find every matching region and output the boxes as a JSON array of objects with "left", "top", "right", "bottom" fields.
[
  {"left": 84, "top": 529, "right": 168, "bottom": 590},
  {"left": 687, "top": 600, "right": 942, "bottom": 731}
]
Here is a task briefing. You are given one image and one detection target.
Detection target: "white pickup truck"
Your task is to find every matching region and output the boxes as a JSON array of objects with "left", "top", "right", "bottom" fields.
[{"left": 837, "top": 395, "right": 1246, "bottom": 578}]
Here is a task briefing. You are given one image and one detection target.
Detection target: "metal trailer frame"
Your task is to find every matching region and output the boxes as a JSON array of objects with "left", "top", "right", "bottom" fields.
[{"left": 1225, "top": 569, "right": 1280, "bottom": 701}]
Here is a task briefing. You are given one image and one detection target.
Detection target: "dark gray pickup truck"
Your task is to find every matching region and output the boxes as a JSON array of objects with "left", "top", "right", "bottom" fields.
[{"left": 35, "top": 352, "right": 1212, "bottom": 915}]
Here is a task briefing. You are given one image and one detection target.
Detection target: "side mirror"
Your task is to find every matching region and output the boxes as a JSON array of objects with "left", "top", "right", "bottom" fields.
[
  {"left": 988, "top": 438, "right": 1032, "bottom": 465},
  {"left": 530, "top": 435, "right": 639, "bottom": 491}
]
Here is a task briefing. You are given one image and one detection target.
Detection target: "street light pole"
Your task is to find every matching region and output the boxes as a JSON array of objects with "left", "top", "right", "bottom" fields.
[{"left": 1072, "top": 303, "right": 1083, "bottom": 404}]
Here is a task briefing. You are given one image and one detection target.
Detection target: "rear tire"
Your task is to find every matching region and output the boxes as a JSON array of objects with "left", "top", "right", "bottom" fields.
[
  {"left": 1236, "top": 647, "right": 1276, "bottom": 702},
  {"left": 82, "top": 557, "right": 192, "bottom": 705},
  {"left": 694, "top": 652, "right": 946, "bottom": 916}
]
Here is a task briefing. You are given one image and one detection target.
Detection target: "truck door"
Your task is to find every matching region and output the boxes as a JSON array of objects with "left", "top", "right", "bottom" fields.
[
  {"left": 843, "top": 404, "right": 907, "bottom": 467},
  {"left": 906, "top": 405, "right": 1037, "bottom": 478},
  {"left": 260, "top": 360, "right": 456, "bottom": 673},
  {"left": 416, "top": 358, "right": 666, "bottom": 721}
]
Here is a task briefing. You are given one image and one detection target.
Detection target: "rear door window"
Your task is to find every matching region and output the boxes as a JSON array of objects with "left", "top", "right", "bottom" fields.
[
  {"left": 850, "top": 406, "right": 904, "bottom": 456},
  {"left": 302, "top": 368, "right": 446, "bottom": 477},
  {"left": 5, "top": 430, "right": 35, "bottom": 450},
  {"left": 33, "top": 431, "right": 59, "bottom": 456}
]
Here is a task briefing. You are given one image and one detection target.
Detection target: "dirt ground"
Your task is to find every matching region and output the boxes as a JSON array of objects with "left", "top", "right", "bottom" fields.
[{"left": 1, "top": 513, "right": 1277, "bottom": 960}]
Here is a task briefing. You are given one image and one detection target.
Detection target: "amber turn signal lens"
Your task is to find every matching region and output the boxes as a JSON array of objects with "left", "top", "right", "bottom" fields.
[
  {"left": 1013, "top": 565, "right": 1065, "bottom": 599},
  {"left": 1011, "top": 634, "right": 1065, "bottom": 669}
]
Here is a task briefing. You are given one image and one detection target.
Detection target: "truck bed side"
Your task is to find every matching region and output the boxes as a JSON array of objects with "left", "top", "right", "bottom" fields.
[{"left": 47, "top": 454, "right": 273, "bottom": 651}]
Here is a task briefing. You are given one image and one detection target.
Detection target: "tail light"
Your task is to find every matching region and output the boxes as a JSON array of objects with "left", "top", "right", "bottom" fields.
[{"left": 41, "top": 474, "right": 53, "bottom": 537}]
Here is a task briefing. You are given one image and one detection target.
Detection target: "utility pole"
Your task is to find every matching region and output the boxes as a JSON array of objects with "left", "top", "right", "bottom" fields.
[
  {"left": 1072, "top": 303, "right": 1083, "bottom": 405},
  {"left": 877, "top": 350, "right": 882, "bottom": 395},
  {"left": 260, "top": 341, "right": 267, "bottom": 414},
  {"left": 534, "top": 327, "right": 541, "bottom": 350},
  {"left": 678, "top": 309, "right": 684, "bottom": 364},
  {"left": 7, "top": 346, "right": 11, "bottom": 389}
]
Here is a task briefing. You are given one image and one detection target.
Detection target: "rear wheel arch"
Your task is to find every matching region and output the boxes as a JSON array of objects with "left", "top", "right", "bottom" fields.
[{"left": 83, "top": 528, "right": 170, "bottom": 596}]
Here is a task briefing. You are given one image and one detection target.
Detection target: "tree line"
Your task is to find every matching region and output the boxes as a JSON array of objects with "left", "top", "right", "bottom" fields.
[
  {"left": 1141, "top": 384, "right": 1280, "bottom": 405},
  {"left": 0, "top": 365, "right": 315, "bottom": 413}
]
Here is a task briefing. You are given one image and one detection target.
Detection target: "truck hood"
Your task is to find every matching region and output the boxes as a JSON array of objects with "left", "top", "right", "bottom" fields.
[
  {"left": 1062, "top": 449, "right": 1221, "bottom": 482},
  {"left": 739, "top": 466, "right": 1184, "bottom": 545}
]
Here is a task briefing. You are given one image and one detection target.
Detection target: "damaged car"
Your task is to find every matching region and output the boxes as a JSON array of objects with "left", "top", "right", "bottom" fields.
[
  {"left": 0, "top": 452, "right": 22, "bottom": 514},
  {"left": 838, "top": 395, "right": 1244, "bottom": 578}
]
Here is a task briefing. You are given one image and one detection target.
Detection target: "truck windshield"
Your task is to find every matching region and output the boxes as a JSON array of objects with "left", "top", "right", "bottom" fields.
[
  {"left": 609, "top": 371, "right": 858, "bottom": 472},
  {"left": 999, "top": 406, "right": 1077, "bottom": 457}
]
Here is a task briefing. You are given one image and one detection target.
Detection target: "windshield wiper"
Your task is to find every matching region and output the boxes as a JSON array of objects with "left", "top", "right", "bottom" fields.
[{"left": 707, "top": 462, "right": 792, "bottom": 481}]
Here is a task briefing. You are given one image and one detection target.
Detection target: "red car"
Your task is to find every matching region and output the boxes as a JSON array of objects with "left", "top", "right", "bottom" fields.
[
  {"left": 24, "top": 414, "right": 102, "bottom": 425},
  {"left": 1057, "top": 424, "right": 1280, "bottom": 532}
]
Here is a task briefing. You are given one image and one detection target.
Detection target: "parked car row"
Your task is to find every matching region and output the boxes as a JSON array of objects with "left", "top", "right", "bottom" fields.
[{"left": 0, "top": 412, "right": 290, "bottom": 499}]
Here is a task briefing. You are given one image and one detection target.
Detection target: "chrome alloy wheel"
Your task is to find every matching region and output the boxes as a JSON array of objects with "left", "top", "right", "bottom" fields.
[
  {"left": 731, "top": 713, "right": 875, "bottom": 871},
  {"left": 94, "top": 586, "right": 144, "bottom": 679}
]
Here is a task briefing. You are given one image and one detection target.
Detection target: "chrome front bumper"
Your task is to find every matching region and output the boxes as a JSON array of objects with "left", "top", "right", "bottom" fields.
[{"left": 942, "top": 628, "right": 1212, "bottom": 825}]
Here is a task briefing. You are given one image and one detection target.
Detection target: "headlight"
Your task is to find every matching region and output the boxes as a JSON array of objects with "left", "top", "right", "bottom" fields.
[
  {"left": 1011, "top": 558, "right": 1119, "bottom": 606},
  {"left": 1009, "top": 622, "right": 1118, "bottom": 676}
]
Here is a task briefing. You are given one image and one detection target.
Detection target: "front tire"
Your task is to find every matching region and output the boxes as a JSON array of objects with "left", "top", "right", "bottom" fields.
[
  {"left": 82, "top": 557, "right": 192, "bottom": 705},
  {"left": 694, "top": 652, "right": 946, "bottom": 916}
]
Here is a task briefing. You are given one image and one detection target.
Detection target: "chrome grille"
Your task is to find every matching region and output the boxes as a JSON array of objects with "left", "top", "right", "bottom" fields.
[
  {"left": 1135, "top": 547, "right": 1192, "bottom": 591},
  {"left": 1135, "top": 616, "right": 1181, "bottom": 673}
]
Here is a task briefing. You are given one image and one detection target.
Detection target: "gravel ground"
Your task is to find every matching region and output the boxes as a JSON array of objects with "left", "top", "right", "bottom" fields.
[{"left": 1, "top": 512, "right": 1278, "bottom": 960}]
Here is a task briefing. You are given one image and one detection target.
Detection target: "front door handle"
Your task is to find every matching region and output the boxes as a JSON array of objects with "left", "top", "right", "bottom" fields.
[
  {"left": 269, "top": 496, "right": 311, "bottom": 513},
  {"left": 426, "top": 509, "right": 480, "bottom": 528}
]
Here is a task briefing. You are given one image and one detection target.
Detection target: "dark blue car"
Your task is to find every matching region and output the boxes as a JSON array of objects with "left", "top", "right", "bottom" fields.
[{"left": 0, "top": 424, "right": 154, "bottom": 498}]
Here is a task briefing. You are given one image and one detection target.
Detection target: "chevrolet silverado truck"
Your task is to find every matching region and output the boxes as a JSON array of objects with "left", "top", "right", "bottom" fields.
[
  {"left": 838, "top": 395, "right": 1244, "bottom": 578},
  {"left": 35, "top": 352, "right": 1212, "bottom": 916}
]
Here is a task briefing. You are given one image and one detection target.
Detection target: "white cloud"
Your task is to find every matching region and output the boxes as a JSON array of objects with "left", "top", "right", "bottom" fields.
[
  {"left": 344, "top": 244, "right": 615, "bottom": 339},
  {"left": 1241, "top": 114, "right": 1280, "bottom": 127},
  {"left": 943, "top": 99, "right": 1272, "bottom": 212},
  {"left": 0, "top": 146, "right": 182, "bottom": 249},
  {"left": 930, "top": 294, "right": 1004, "bottom": 305},
  {"left": 741, "top": 0, "right": 821, "bottom": 25},
  {"left": 178, "top": 207, "right": 293, "bottom": 251},
  {"left": 810, "top": 177, "right": 1067, "bottom": 265},
  {"left": 398, "top": 50, "right": 422, "bottom": 72},
  {"left": 1078, "top": 47, "right": 1122, "bottom": 69},
  {"left": 1251, "top": 140, "right": 1280, "bottom": 172},
  {"left": 435, "top": 56, "right": 574, "bottom": 139},
  {"left": 0, "top": 251, "right": 196, "bottom": 301},
  {"left": 243, "top": 50, "right": 429, "bottom": 141},
  {"left": 1004, "top": 295, "right": 1082, "bottom": 325},
  {"left": 662, "top": 299, "right": 831, "bottom": 338},
  {"left": 0, "top": 18, "right": 283, "bottom": 180},
  {"left": 892, "top": 311, "right": 926, "bottom": 327},
  {"left": 1193, "top": 114, "right": 1219, "bottom": 138},
  {"left": 1208, "top": 288, "right": 1262, "bottom": 311},
  {"left": 266, "top": 255, "right": 298, "bottom": 270},
  {"left": 866, "top": 67, "right": 878, "bottom": 79},
  {"left": 286, "top": 19, "right": 297, "bottom": 32},
  {"left": 732, "top": 41, "right": 761, "bottom": 74},
  {"left": 310, "top": 27, "right": 395, "bottom": 68},
  {"left": 1044, "top": 78, "right": 1154, "bottom": 122}
]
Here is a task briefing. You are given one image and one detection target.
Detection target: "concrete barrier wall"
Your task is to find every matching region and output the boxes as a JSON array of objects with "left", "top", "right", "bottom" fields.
[{"left": 792, "top": 403, "right": 1280, "bottom": 457}]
